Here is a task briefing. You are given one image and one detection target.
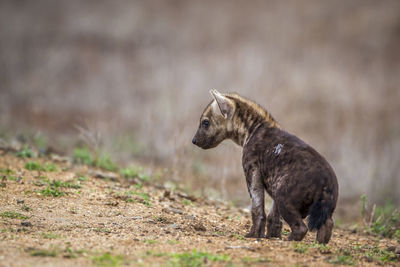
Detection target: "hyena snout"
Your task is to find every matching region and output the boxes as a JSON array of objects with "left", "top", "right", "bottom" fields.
[{"left": 192, "top": 129, "right": 218, "bottom": 149}]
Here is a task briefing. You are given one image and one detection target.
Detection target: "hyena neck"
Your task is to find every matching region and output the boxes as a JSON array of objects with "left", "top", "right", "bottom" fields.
[{"left": 225, "top": 94, "right": 280, "bottom": 147}]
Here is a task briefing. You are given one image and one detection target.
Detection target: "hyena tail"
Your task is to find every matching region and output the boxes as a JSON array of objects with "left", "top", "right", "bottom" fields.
[{"left": 307, "top": 191, "right": 335, "bottom": 231}]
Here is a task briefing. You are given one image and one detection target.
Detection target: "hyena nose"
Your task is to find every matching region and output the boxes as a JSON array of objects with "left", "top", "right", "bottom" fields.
[{"left": 192, "top": 137, "right": 197, "bottom": 145}]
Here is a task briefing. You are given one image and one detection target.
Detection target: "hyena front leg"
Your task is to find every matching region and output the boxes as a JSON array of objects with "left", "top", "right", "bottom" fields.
[
  {"left": 266, "top": 200, "right": 282, "bottom": 238},
  {"left": 245, "top": 170, "right": 266, "bottom": 238}
]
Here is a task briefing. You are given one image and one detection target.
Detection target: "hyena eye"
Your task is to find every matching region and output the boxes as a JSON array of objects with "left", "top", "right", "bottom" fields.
[{"left": 202, "top": 120, "right": 210, "bottom": 128}]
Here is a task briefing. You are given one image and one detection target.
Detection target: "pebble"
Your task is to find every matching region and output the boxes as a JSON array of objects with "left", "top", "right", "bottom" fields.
[
  {"left": 169, "top": 208, "right": 183, "bottom": 214},
  {"left": 17, "top": 199, "right": 24, "bottom": 204},
  {"left": 167, "top": 223, "right": 181, "bottom": 229},
  {"left": 395, "top": 246, "right": 400, "bottom": 254},
  {"left": 21, "top": 221, "right": 32, "bottom": 227}
]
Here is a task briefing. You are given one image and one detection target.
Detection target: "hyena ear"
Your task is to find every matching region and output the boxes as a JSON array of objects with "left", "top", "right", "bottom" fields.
[{"left": 209, "top": 90, "right": 235, "bottom": 119}]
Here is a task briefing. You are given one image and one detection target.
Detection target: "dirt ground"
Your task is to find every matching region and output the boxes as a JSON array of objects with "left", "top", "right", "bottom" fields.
[{"left": 0, "top": 152, "right": 399, "bottom": 267}]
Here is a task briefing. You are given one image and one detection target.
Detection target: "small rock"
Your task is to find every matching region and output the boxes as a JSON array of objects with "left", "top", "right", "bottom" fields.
[
  {"left": 89, "top": 170, "right": 119, "bottom": 181},
  {"left": 177, "top": 192, "right": 197, "bottom": 201},
  {"left": 16, "top": 176, "right": 22, "bottom": 182},
  {"left": 349, "top": 225, "right": 357, "bottom": 234},
  {"left": 132, "top": 216, "right": 143, "bottom": 220},
  {"left": 184, "top": 215, "right": 196, "bottom": 220},
  {"left": 167, "top": 223, "right": 181, "bottom": 229},
  {"left": 225, "top": 245, "right": 255, "bottom": 252},
  {"left": 17, "top": 199, "right": 24, "bottom": 204},
  {"left": 21, "top": 221, "right": 32, "bottom": 227},
  {"left": 207, "top": 239, "right": 212, "bottom": 243},
  {"left": 387, "top": 246, "right": 396, "bottom": 252},
  {"left": 395, "top": 246, "right": 400, "bottom": 254},
  {"left": 193, "top": 222, "right": 206, "bottom": 232},
  {"left": 50, "top": 154, "right": 70, "bottom": 163},
  {"left": 169, "top": 208, "right": 183, "bottom": 214}
]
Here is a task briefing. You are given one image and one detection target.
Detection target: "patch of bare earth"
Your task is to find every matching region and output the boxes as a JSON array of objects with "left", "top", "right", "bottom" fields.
[{"left": 0, "top": 153, "right": 399, "bottom": 266}]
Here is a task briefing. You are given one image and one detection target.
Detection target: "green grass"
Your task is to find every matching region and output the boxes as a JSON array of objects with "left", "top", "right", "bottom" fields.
[
  {"left": 168, "top": 250, "right": 230, "bottom": 267},
  {"left": 362, "top": 246, "right": 398, "bottom": 263},
  {"left": 29, "top": 248, "right": 58, "bottom": 257},
  {"left": 124, "top": 191, "right": 152, "bottom": 206},
  {"left": 362, "top": 196, "right": 400, "bottom": 240},
  {"left": 292, "top": 242, "right": 309, "bottom": 254},
  {"left": 182, "top": 199, "right": 192, "bottom": 205},
  {"left": 233, "top": 233, "right": 245, "bottom": 240},
  {"left": 0, "top": 168, "right": 14, "bottom": 175},
  {"left": 92, "top": 252, "right": 124, "bottom": 267},
  {"left": 241, "top": 256, "right": 271, "bottom": 264},
  {"left": 328, "top": 254, "right": 354, "bottom": 265},
  {"left": 24, "top": 161, "right": 57, "bottom": 172},
  {"left": 38, "top": 186, "right": 65, "bottom": 197},
  {"left": 41, "top": 232, "right": 61, "bottom": 239},
  {"left": 20, "top": 205, "right": 31, "bottom": 212},
  {"left": 0, "top": 211, "right": 29, "bottom": 220},
  {"left": 15, "top": 146, "right": 34, "bottom": 158},
  {"left": 95, "top": 153, "right": 117, "bottom": 171},
  {"left": 143, "top": 239, "right": 158, "bottom": 245},
  {"left": 74, "top": 147, "right": 117, "bottom": 171},
  {"left": 35, "top": 179, "right": 82, "bottom": 197},
  {"left": 74, "top": 147, "right": 94, "bottom": 165},
  {"left": 120, "top": 166, "right": 149, "bottom": 181}
]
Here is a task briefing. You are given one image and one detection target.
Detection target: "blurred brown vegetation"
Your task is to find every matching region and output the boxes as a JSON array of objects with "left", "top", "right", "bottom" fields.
[{"left": 1, "top": 0, "right": 400, "bottom": 208}]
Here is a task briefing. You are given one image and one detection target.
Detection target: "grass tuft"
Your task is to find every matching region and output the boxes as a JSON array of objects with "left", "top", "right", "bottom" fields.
[
  {"left": 0, "top": 211, "right": 29, "bottom": 220},
  {"left": 24, "top": 161, "right": 57, "bottom": 172},
  {"left": 92, "top": 252, "right": 124, "bottom": 267},
  {"left": 168, "top": 250, "right": 230, "bottom": 267}
]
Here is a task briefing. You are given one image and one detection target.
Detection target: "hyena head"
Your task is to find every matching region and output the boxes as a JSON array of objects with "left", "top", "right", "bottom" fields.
[{"left": 192, "top": 90, "right": 235, "bottom": 149}]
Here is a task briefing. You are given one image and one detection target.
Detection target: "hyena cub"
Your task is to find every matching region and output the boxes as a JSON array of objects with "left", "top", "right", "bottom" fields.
[{"left": 192, "top": 90, "right": 338, "bottom": 244}]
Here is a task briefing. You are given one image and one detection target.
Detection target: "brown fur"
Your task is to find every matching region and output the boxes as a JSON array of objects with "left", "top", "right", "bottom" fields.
[{"left": 192, "top": 90, "right": 338, "bottom": 244}]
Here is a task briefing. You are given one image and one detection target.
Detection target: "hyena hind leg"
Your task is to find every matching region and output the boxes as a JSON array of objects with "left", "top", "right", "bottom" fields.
[
  {"left": 316, "top": 217, "right": 334, "bottom": 244},
  {"left": 278, "top": 202, "right": 308, "bottom": 241}
]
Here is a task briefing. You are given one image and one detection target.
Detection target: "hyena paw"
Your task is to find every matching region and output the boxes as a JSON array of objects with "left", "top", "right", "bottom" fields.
[
  {"left": 245, "top": 231, "right": 264, "bottom": 238},
  {"left": 266, "top": 231, "right": 281, "bottom": 239}
]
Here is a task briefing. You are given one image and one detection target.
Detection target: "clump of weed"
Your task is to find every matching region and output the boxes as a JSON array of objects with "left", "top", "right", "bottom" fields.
[
  {"left": 15, "top": 146, "right": 35, "bottom": 158},
  {"left": 120, "top": 166, "right": 149, "bottom": 182},
  {"left": 0, "top": 168, "right": 13, "bottom": 175},
  {"left": 74, "top": 147, "right": 94, "bottom": 165},
  {"left": 292, "top": 242, "right": 309, "bottom": 254},
  {"left": 29, "top": 248, "right": 58, "bottom": 257},
  {"left": 41, "top": 232, "right": 61, "bottom": 239},
  {"left": 38, "top": 186, "right": 65, "bottom": 197},
  {"left": 74, "top": 147, "right": 117, "bottom": 171},
  {"left": 24, "top": 161, "right": 57, "bottom": 172},
  {"left": 328, "top": 254, "right": 354, "bottom": 265},
  {"left": 241, "top": 256, "right": 271, "bottom": 264},
  {"left": 92, "top": 252, "right": 124, "bottom": 267},
  {"left": 182, "top": 199, "right": 192, "bottom": 205},
  {"left": 35, "top": 179, "right": 81, "bottom": 197},
  {"left": 21, "top": 205, "right": 31, "bottom": 211},
  {"left": 168, "top": 250, "right": 230, "bottom": 267},
  {"left": 0, "top": 211, "right": 29, "bottom": 220},
  {"left": 143, "top": 239, "right": 158, "bottom": 245},
  {"left": 123, "top": 191, "right": 151, "bottom": 206},
  {"left": 363, "top": 246, "right": 398, "bottom": 263},
  {"left": 94, "top": 153, "right": 117, "bottom": 171},
  {"left": 361, "top": 195, "right": 400, "bottom": 240}
]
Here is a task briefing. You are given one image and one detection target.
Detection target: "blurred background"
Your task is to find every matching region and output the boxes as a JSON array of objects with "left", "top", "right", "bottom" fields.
[{"left": 1, "top": 0, "right": 399, "bottom": 215}]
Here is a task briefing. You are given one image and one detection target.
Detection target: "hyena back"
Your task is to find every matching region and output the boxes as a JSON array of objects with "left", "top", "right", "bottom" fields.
[{"left": 192, "top": 90, "right": 338, "bottom": 244}]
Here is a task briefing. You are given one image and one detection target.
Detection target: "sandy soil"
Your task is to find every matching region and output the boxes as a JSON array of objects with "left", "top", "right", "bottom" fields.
[{"left": 0, "top": 152, "right": 399, "bottom": 267}]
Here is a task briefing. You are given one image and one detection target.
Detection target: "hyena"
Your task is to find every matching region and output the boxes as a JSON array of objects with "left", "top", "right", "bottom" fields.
[{"left": 192, "top": 90, "right": 338, "bottom": 244}]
